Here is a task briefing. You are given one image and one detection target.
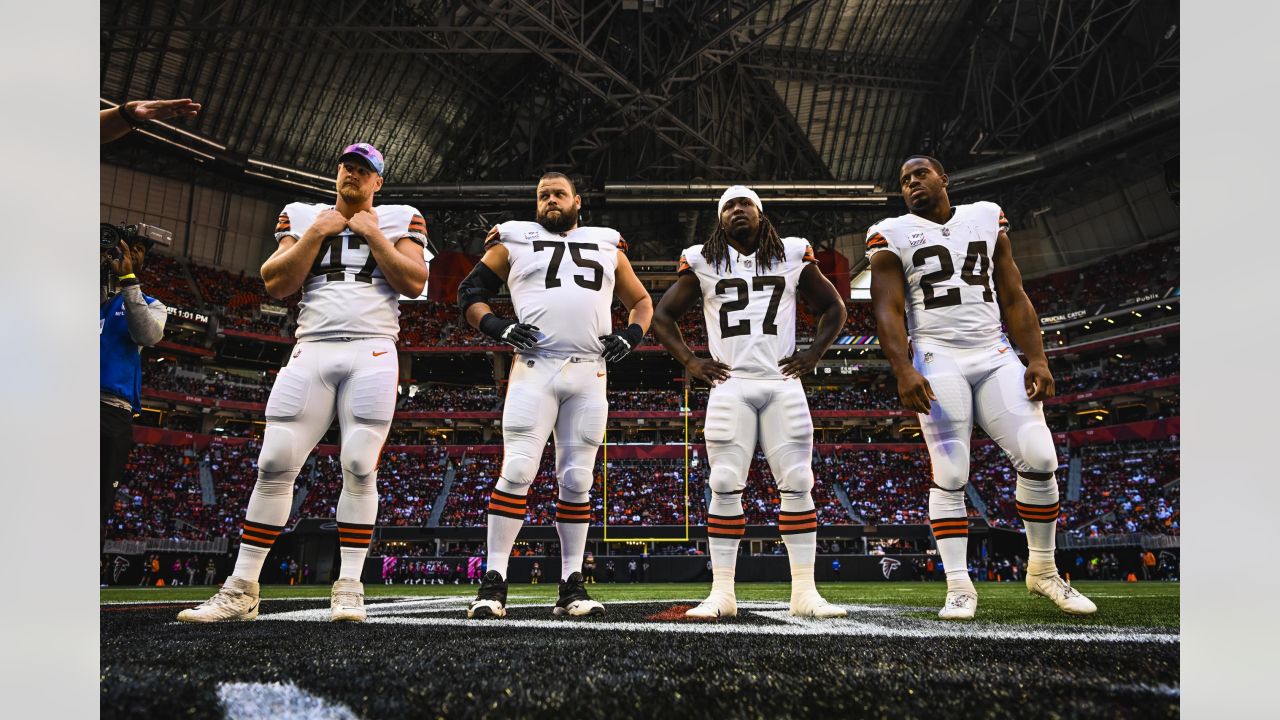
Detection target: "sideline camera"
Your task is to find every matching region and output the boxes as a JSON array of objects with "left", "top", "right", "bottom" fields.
[{"left": 100, "top": 222, "right": 173, "bottom": 260}]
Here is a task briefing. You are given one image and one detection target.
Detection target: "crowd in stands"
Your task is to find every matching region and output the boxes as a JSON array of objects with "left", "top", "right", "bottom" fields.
[
  {"left": 438, "top": 455, "right": 503, "bottom": 527},
  {"left": 806, "top": 385, "right": 902, "bottom": 411},
  {"left": 138, "top": 350, "right": 1176, "bottom": 412},
  {"left": 1054, "top": 350, "right": 1180, "bottom": 394},
  {"left": 296, "top": 449, "right": 449, "bottom": 526},
  {"left": 608, "top": 390, "right": 682, "bottom": 411},
  {"left": 136, "top": 252, "right": 199, "bottom": 309},
  {"left": 143, "top": 236, "right": 1178, "bottom": 355},
  {"left": 1024, "top": 239, "right": 1179, "bottom": 316},
  {"left": 830, "top": 448, "right": 936, "bottom": 525},
  {"left": 107, "top": 434, "right": 1179, "bottom": 543},
  {"left": 1064, "top": 442, "right": 1180, "bottom": 536},
  {"left": 143, "top": 362, "right": 272, "bottom": 404},
  {"left": 187, "top": 262, "right": 295, "bottom": 337},
  {"left": 105, "top": 444, "right": 208, "bottom": 539},
  {"left": 603, "top": 459, "right": 704, "bottom": 526},
  {"left": 398, "top": 385, "right": 499, "bottom": 412}
]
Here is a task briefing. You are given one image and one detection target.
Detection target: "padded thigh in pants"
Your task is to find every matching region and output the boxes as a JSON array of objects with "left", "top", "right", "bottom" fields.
[{"left": 703, "top": 378, "right": 758, "bottom": 495}]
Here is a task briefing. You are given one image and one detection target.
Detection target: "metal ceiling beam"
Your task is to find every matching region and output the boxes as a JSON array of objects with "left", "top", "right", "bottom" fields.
[{"left": 468, "top": 0, "right": 748, "bottom": 177}]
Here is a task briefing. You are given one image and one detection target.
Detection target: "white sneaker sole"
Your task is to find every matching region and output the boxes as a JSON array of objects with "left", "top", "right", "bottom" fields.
[
  {"left": 330, "top": 609, "right": 366, "bottom": 622},
  {"left": 467, "top": 603, "right": 506, "bottom": 619},
  {"left": 553, "top": 602, "right": 604, "bottom": 617},
  {"left": 176, "top": 605, "right": 259, "bottom": 623}
]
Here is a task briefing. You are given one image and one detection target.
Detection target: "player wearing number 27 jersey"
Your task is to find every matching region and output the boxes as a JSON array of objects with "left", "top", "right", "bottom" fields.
[
  {"left": 653, "top": 186, "right": 848, "bottom": 620},
  {"left": 868, "top": 155, "right": 1095, "bottom": 620},
  {"left": 179, "top": 143, "right": 429, "bottom": 625}
]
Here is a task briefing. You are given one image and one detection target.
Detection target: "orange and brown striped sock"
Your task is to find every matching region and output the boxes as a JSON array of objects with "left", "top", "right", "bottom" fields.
[
  {"left": 337, "top": 522, "right": 374, "bottom": 580},
  {"left": 486, "top": 486, "right": 529, "bottom": 579},
  {"left": 231, "top": 519, "right": 284, "bottom": 582}
]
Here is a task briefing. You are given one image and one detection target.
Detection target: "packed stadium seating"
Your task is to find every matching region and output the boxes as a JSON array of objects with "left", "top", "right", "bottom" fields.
[
  {"left": 143, "top": 362, "right": 272, "bottom": 404},
  {"left": 135, "top": 252, "right": 199, "bottom": 309},
  {"left": 398, "top": 385, "right": 499, "bottom": 412}
]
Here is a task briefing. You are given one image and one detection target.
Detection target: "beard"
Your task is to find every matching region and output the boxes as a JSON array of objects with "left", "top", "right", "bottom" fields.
[
  {"left": 537, "top": 205, "right": 579, "bottom": 233},
  {"left": 338, "top": 183, "right": 367, "bottom": 205},
  {"left": 727, "top": 219, "right": 757, "bottom": 243}
]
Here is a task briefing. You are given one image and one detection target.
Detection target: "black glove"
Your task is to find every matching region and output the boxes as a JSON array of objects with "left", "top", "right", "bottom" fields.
[
  {"left": 479, "top": 313, "right": 541, "bottom": 350},
  {"left": 599, "top": 323, "right": 644, "bottom": 363}
]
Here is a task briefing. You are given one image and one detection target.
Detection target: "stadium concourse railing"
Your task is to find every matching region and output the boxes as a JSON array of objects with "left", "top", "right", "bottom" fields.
[
  {"left": 1057, "top": 533, "right": 1180, "bottom": 550},
  {"left": 102, "top": 537, "right": 229, "bottom": 555}
]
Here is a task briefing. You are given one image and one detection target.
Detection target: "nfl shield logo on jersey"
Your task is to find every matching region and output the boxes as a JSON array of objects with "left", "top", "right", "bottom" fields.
[
  {"left": 923, "top": 352, "right": 934, "bottom": 363},
  {"left": 941, "top": 227, "right": 951, "bottom": 237}
]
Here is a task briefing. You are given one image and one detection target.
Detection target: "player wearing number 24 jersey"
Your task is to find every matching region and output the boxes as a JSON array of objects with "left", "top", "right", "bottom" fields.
[
  {"left": 652, "top": 186, "right": 848, "bottom": 620},
  {"left": 179, "top": 143, "right": 429, "bottom": 625},
  {"left": 457, "top": 172, "right": 653, "bottom": 619},
  {"left": 868, "top": 155, "right": 1095, "bottom": 620}
]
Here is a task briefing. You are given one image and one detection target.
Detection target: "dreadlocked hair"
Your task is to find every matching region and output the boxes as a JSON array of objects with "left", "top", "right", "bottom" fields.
[{"left": 702, "top": 214, "right": 787, "bottom": 275}]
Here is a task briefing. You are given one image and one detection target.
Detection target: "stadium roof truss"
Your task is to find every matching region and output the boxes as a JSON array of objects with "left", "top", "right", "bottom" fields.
[{"left": 101, "top": 0, "right": 1178, "bottom": 253}]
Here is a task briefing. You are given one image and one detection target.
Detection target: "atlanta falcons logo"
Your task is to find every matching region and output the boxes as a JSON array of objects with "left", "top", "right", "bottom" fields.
[{"left": 880, "top": 558, "right": 902, "bottom": 579}]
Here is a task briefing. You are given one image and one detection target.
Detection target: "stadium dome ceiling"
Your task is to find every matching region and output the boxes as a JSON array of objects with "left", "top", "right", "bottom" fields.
[{"left": 101, "top": 0, "right": 1178, "bottom": 188}]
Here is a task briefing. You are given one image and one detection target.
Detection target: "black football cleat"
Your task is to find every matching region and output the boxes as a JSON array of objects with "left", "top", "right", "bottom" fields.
[
  {"left": 554, "top": 571, "right": 604, "bottom": 617},
  {"left": 467, "top": 570, "right": 509, "bottom": 619}
]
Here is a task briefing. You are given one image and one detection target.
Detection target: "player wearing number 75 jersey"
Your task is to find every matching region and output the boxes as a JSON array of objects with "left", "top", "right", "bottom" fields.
[
  {"left": 458, "top": 172, "right": 653, "bottom": 619},
  {"left": 179, "top": 143, "right": 430, "bottom": 624},
  {"left": 652, "top": 186, "right": 848, "bottom": 620},
  {"left": 868, "top": 155, "right": 1095, "bottom": 620}
]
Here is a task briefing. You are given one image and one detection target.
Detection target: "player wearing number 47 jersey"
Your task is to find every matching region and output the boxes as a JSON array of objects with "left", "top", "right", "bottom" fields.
[
  {"left": 458, "top": 172, "right": 653, "bottom": 619},
  {"left": 652, "top": 186, "right": 848, "bottom": 619},
  {"left": 179, "top": 143, "right": 430, "bottom": 624},
  {"left": 869, "top": 156, "right": 1095, "bottom": 619}
]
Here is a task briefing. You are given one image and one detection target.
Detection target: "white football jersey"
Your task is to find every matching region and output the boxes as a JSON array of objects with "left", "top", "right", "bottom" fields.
[
  {"left": 679, "top": 237, "right": 816, "bottom": 380},
  {"left": 865, "top": 201, "right": 1008, "bottom": 349},
  {"left": 487, "top": 220, "right": 626, "bottom": 358},
  {"left": 276, "top": 202, "right": 432, "bottom": 341}
]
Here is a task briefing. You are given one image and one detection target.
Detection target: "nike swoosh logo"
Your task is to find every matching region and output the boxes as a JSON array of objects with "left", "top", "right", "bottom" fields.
[
  {"left": 597, "top": 372, "right": 606, "bottom": 377},
  {"left": 997, "top": 347, "right": 1009, "bottom": 353},
  {"left": 372, "top": 351, "right": 389, "bottom": 357}
]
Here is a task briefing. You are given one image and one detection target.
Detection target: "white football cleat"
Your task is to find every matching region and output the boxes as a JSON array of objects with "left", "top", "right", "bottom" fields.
[
  {"left": 177, "top": 576, "right": 260, "bottom": 623},
  {"left": 330, "top": 577, "right": 367, "bottom": 622},
  {"left": 789, "top": 591, "right": 848, "bottom": 619},
  {"left": 1028, "top": 574, "right": 1097, "bottom": 615},
  {"left": 938, "top": 590, "right": 978, "bottom": 620},
  {"left": 685, "top": 591, "right": 737, "bottom": 619}
]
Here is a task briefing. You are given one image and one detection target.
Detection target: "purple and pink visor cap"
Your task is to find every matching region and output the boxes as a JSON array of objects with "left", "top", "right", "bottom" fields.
[{"left": 339, "top": 143, "right": 385, "bottom": 175}]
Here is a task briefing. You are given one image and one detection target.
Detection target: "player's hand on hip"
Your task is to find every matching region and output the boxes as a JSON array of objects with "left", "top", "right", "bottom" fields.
[
  {"left": 897, "top": 368, "right": 936, "bottom": 414},
  {"left": 779, "top": 349, "right": 820, "bottom": 378},
  {"left": 479, "top": 313, "right": 541, "bottom": 350},
  {"left": 598, "top": 324, "right": 645, "bottom": 363},
  {"left": 312, "top": 209, "right": 349, "bottom": 237},
  {"left": 685, "top": 357, "right": 731, "bottom": 387},
  {"left": 1024, "top": 361, "right": 1055, "bottom": 401},
  {"left": 346, "top": 209, "right": 380, "bottom": 237}
]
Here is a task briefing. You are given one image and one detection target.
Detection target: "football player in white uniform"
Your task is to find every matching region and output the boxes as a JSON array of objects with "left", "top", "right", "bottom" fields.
[
  {"left": 652, "top": 186, "right": 848, "bottom": 619},
  {"left": 459, "top": 172, "right": 652, "bottom": 619},
  {"left": 868, "top": 155, "right": 1096, "bottom": 619},
  {"left": 179, "top": 143, "right": 430, "bottom": 623}
]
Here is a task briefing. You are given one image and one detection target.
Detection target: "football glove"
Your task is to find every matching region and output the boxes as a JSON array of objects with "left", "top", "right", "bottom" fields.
[
  {"left": 479, "top": 313, "right": 541, "bottom": 350},
  {"left": 599, "top": 324, "right": 644, "bottom": 363}
]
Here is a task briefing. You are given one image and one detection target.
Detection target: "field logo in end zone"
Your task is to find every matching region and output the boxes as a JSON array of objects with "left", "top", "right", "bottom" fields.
[{"left": 256, "top": 598, "right": 1179, "bottom": 645}]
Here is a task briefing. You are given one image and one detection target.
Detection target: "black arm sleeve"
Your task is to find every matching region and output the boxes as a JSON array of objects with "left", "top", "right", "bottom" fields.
[{"left": 458, "top": 262, "right": 504, "bottom": 313}]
